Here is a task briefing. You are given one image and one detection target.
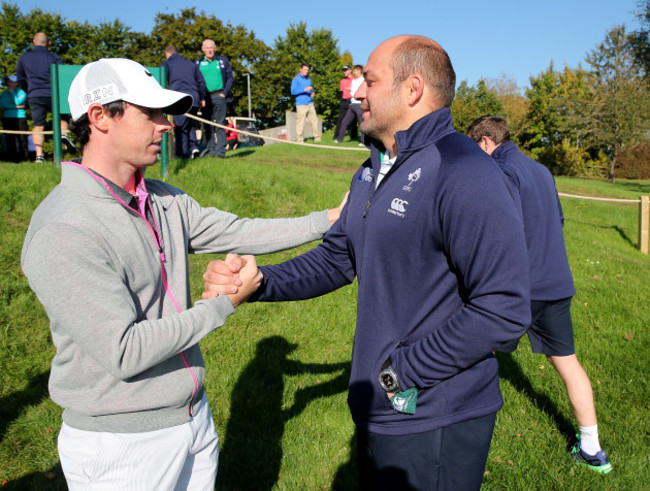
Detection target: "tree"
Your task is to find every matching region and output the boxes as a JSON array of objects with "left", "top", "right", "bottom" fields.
[
  {"left": 485, "top": 75, "right": 530, "bottom": 144},
  {"left": 0, "top": 3, "right": 157, "bottom": 78},
  {"left": 254, "top": 22, "right": 341, "bottom": 128},
  {"left": 0, "top": 3, "right": 67, "bottom": 79},
  {"left": 340, "top": 50, "right": 353, "bottom": 68},
  {"left": 629, "top": 0, "right": 650, "bottom": 77},
  {"left": 523, "top": 63, "right": 600, "bottom": 176},
  {"left": 151, "top": 8, "right": 269, "bottom": 119},
  {"left": 451, "top": 79, "right": 502, "bottom": 134},
  {"left": 586, "top": 25, "right": 650, "bottom": 182}
]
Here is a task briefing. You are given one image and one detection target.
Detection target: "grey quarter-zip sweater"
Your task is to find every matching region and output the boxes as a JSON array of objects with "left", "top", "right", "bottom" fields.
[{"left": 21, "top": 162, "right": 331, "bottom": 433}]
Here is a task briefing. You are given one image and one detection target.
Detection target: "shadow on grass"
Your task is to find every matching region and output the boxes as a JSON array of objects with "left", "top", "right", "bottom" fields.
[
  {"left": 216, "top": 335, "right": 350, "bottom": 490},
  {"left": 612, "top": 225, "right": 636, "bottom": 248},
  {"left": 2, "top": 463, "right": 66, "bottom": 490},
  {"left": 565, "top": 218, "right": 637, "bottom": 249},
  {"left": 0, "top": 370, "right": 50, "bottom": 442},
  {"left": 612, "top": 181, "right": 650, "bottom": 195},
  {"left": 170, "top": 156, "right": 192, "bottom": 176},
  {"left": 225, "top": 149, "right": 256, "bottom": 159},
  {"left": 496, "top": 352, "right": 575, "bottom": 447},
  {"left": 0, "top": 370, "right": 64, "bottom": 489}
]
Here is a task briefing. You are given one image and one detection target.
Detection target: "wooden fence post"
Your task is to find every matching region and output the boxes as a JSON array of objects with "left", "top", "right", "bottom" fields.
[{"left": 640, "top": 196, "right": 649, "bottom": 255}]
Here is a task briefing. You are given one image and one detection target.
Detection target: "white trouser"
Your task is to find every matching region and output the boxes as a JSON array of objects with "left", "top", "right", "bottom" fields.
[{"left": 58, "top": 393, "right": 219, "bottom": 490}]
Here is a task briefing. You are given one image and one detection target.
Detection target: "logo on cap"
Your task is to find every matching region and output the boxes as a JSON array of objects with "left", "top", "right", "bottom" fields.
[{"left": 80, "top": 83, "right": 117, "bottom": 107}]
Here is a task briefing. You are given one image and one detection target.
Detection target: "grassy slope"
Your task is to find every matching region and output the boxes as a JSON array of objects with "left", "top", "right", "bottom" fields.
[{"left": 0, "top": 147, "right": 648, "bottom": 490}]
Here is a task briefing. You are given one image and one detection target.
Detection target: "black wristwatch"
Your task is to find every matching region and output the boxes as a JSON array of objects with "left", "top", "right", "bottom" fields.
[{"left": 379, "top": 365, "right": 401, "bottom": 393}]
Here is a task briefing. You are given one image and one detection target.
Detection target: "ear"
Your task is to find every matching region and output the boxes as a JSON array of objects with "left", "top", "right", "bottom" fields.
[
  {"left": 405, "top": 73, "right": 425, "bottom": 106},
  {"left": 481, "top": 136, "right": 496, "bottom": 154},
  {"left": 87, "top": 104, "right": 111, "bottom": 133}
]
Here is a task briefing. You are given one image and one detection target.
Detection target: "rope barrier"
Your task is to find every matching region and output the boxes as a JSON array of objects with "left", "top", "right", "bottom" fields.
[
  {"left": 0, "top": 129, "right": 53, "bottom": 134},
  {"left": 185, "top": 113, "right": 369, "bottom": 152},
  {"left": 558, "top": 192, "right": 641, "bottom": 204},
  {"left": 0, "top": 115, "right": 369, "bottom": 152}
]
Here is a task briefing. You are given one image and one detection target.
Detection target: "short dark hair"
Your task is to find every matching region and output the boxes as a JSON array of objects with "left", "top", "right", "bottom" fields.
[
  {"left": 353, "top": 64, "right": 363, "bottom": 72},
  {"left": 165, "top": 44, "right": 178, "bottom": 55},
  {"left": 70, "top": 101, "right": 126, "bottom": 148},
  {"left": 466, "top": 115, "right": 510, "bottom": 145},
  {"left": 300, "top": 63, "right": 310, "bottom": 69},
  {"left": 390, "top": 37, "right": 456, "bottom": 108}
]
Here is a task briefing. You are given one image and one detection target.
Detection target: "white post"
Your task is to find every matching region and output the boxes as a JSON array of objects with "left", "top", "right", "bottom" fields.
[
  {"left": 640, "top": 196, "right": 649, "bottom": 255},
  {"left": 245, "top": 73, "right": 252, "bottom": 119}
]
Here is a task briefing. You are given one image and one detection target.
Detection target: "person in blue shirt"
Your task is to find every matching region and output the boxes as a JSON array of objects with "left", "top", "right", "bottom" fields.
[
  {"left": 16, "top": 32, "right": 75, "bottom": 162},
  {"left": 290, "top": 64, "right": 321, "bottom": 144},
  {"left": 467, "top": 114, "right": 612, "bottom": 475},
  {"left": 203, "top": 35, "right": 530, "bottom": 490},
  {"left": 162, "top": 44, "right": 207, "bottom": 159},
  {"left": 1, "top": 74, "right": 28, "bottom": 162}
]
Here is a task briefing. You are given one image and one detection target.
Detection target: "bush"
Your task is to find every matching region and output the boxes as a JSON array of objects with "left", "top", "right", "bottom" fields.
[
  {"left": 533, "top": 140, "right": 589, "bottom": 177},
  {"left": 616, "top": 143, "right": 650, "bottom": 179}
]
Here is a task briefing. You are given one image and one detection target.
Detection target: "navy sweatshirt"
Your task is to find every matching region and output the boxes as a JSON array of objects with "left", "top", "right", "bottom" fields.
[
  {"left": 16, "top": 45, "right": 62, "bottom": 98},
  {"left": 492, "top": 141, "right": 575, "bottom": 301},
  {"left": 162, "top": 53, "right": 208, "bottom": 109},
  {"left": 254, "top": 108, "right": 531, "bottom": 435}
]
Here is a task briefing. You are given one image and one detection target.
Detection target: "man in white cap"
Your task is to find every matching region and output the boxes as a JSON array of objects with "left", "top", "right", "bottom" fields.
[{"left": 21, "top": 58, "right": 345, "bottom": 489}]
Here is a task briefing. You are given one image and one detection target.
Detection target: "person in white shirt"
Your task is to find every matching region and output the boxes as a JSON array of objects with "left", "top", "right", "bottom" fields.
[{"left": 334, "top": 65, "right": 367, "bottom": 147}]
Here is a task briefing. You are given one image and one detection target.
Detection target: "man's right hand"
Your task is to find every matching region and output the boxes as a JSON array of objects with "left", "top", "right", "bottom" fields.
[{"left": 202, "top": 254, "right": 262, "bottom": 307}]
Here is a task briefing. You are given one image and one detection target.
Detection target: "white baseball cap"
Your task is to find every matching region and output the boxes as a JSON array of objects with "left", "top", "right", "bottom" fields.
[{"left": 68, "top": 58, "right": 193, "bottom": 121}]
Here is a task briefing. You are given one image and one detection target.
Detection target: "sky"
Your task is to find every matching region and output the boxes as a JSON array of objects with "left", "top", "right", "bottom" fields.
[{"left": 17, "top": 0, "right": 643, "bottom": 90}]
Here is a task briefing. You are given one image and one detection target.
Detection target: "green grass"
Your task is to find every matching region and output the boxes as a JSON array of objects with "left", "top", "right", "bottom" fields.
[{"left": 1, "top": 147, "right": 649, "bottom": 490}]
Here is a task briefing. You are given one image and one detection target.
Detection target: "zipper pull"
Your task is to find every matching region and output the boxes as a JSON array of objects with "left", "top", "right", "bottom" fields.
[{"left": 363, "top": 201, "right": 371, "bottom": 218}]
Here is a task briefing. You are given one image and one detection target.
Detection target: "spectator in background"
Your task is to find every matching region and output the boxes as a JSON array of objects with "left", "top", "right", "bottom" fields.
[
  {"left": 333, "top": 65, "right": 357, "bottom": 143},
  {"left": 197, "top": 39, "right": 233, "bottom": 158},
  {"left": 334, "top": 65, "right": 366, "bottom": 147},
  {"left": 16, "top": 32, "right": 75, "bottom": 162},
  {"left": 163, "top": 44, "right": 207, "bottom": 159},
  {"left": 225, "top": 116, "right": 239, "bottom": 151},
  {"left": 0, "top": 74, "right": 29, "bottom": 162},
  {"left": 467, "top": 115, "right": 612, "bottom": 475},
  {"left": 291, "top": 63, "right": 321, "bottom": 144}
]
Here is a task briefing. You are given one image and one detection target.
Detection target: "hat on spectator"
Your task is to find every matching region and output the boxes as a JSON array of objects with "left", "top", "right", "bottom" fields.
[
  {"left": 343, "top": 65, "right": 351, "bottom": 71},
  {"left": 7, "top": 74, "right": 17, "bottom": 83},
  {"left": 68, "top": 58, "right": 193, "bottom": 121}
]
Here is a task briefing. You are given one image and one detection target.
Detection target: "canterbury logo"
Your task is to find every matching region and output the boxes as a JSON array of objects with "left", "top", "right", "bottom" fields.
[{"left": 391, "top": 198, "right": 408, "bottom": 213}]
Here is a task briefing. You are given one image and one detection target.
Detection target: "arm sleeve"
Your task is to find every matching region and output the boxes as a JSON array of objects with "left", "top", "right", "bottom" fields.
[
  {"left": 552, "top": 177, "right": 565, "bottom": 226},
  {"left": 181, "top": 193, "right": 332, "bottom": 255},
  {"left": 222, "top": 58, "right": 234, "bottom": 96},
  {"left": 392, "top": 164, "right": 530, "bottom": 389},
  {"left": 0, "top": 92, "right": 10, "bottom": 109},
  {"left": 251, "top": 202, "right": 356, "bottom": 302},
  {"left": 15, "top": 89, "right": 27, "bottom": 106},
  {"left": 196, "top": 66, "right": 208, "bottom": 100},
  {"left": 16, "top": 57, "right": 27, "bottom": 91},
  {"left": 290, "top": 77, "right": 302, "bottom": 96},
  {"left": 21, "top": 223, "right": 236, "bottom": 381}
]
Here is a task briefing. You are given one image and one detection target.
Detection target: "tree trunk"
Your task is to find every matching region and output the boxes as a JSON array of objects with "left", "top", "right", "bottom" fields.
[{"left": 607, "top": 156, "right": 617, "bottom": 183}]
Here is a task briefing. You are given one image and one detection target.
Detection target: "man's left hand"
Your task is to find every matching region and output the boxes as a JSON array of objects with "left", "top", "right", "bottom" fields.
[{"left": 202, "top": 254, "right": 244, "bottom": 299}]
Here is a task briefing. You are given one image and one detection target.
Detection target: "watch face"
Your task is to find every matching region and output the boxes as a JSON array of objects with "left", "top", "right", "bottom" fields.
[{"left": 380, "top": 371, "right": 398, "bottom": 392}]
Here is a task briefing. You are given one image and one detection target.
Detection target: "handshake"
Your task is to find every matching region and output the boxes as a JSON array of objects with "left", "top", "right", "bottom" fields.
[{"left": 202, "top": 253, "right": 262, "bottom": 307}]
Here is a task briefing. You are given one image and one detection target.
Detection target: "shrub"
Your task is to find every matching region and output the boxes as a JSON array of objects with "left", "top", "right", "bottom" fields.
[{"left": 616, "top": 143, "right": 650, "bottom": 179}]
